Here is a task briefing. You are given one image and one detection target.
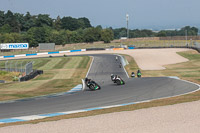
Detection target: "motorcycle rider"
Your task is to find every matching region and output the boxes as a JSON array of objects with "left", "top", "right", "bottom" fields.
[
  {"left": 131, "top": 72, "right": 135, "bottom": 78},
  {"left": 111, "top": 74, "right": 117, "bottom": 82},
  {"left": 116, "top": 56, "right": 118, "bottom": 61},
  {"left": 119, "top": 62, "right": 122, "bottom": 68},
  {"left": 111, "top": 74, "right": 125, "bottom": 85},
  {"left": 85, "top": 78, "right": 100, "bottom": 90},
  {"left": 137, "top": 70, "right": 142, "bottom": 78}
]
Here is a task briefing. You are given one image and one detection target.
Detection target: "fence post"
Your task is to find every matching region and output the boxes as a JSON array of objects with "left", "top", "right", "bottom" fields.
[
  {"left": 5, "top": 61, "right": 8, "bottom": 71},
  {"left": 9, "top": 61, "right": 12, "bottom": 72},
  {"left": 15, "top": 61, "right": 18, "bottom": 72}
]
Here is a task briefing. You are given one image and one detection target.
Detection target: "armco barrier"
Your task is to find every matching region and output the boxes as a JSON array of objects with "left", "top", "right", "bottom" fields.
[
  {"left": 26, "top": 53, "right": 37, "bottom": 56},
  {"left": 70, "top": 49, "right": 82, "bottom": 52},
  {"left": 0, "top": 46, "right": 199, "bottom": 59},
  {"left": 19, "top": 70, "right": 43, "bottom": 82},
  {"left": 113, "top": 48, "right": 124, "bottom": 50},
  {"left": 0, "top": 49, "right": 86, "bottom": 59},
  {"left": 4, "top": 55, "right": 15, "bottom": 58},
  {"left": 128, "top": 47, "right": 135, "bottom": 49},
  {"left": 86, "top": 48, "right": 105, "bottom": 51},
  {"left": 48, "top": 51, "right": 59, "bottom": 54}
]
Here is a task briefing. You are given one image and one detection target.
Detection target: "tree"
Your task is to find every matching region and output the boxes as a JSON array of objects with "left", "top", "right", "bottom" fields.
[
  {"left": 101, "top": 29, "right": 114, "bottom": 43},
  {"left": 22, "top": 12, "right": 36, "bottom": 31},
  {"left": 27, "top": 26, "right": 51, "bottom": 47},
  {"left": 35, "top": 14, "right": 53, "bottom": 27},
  {"left": 53, "top": 16, "right": 62, "bottom": 31},
  {"left": 61, "top": 17, "right": 92, "bottom": 31},
  {"left": 83, "top": 28, "right": 96, "bottom": 43},
  {"left": 83, "top": 27, "right": 101, "bottom": 43},
  {"left": 61, "top": 17, "right": 79, "bottom": 31},
  {"left": 14, "top": 13, "right": 25, "bottom": 32},
  {"left": 2, "top": 33, "right": 15, "bottom": 43},
  {"left": 49, "top": 30, "right": 65, "bottom": 45},
  {"left": 10, "top": 33, "right": 23, "bottom": 43},
  {"left": 157, "top": 31, "right": 167, "bottom": 37},
  {"left": 113, "top": 28, "right": 127, "bottom": 39},
  {"left": 78, "top": 17, "right": 92, "bottom": 28},
  {"left": 4, "top": 10, "right": 20, "bottom": 32},
  {"left": 0, "top": 24, "right": 11, "bottom": 33},
  {"left": 0, "top": 11, "right": 5, "bottom": 27}
]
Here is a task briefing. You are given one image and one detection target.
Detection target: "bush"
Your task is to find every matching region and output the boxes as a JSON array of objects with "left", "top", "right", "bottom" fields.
[{"left": 12, "top": 76, "right": 19, "bottom": 81}]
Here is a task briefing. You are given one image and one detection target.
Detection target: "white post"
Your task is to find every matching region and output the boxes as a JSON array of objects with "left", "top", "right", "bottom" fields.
[
  {"left": 126, "top": 14, "right": 129, "bottom": 38},
  {"left": 185, "top": 30, "right": 188, "bottom": 46},
  {"left": 81, "top": 79, "right": 86, "bottom": 91}
]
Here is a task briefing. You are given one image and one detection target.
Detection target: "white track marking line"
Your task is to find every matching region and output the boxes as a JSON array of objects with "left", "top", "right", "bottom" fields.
[{"left": 86, "top": 56, "right": 94, "bottom": 77}]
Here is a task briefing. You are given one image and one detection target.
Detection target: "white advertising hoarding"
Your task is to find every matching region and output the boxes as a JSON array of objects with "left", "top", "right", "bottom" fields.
[{"left": 0, "top": 43, "right": 29, "bottom": 49}]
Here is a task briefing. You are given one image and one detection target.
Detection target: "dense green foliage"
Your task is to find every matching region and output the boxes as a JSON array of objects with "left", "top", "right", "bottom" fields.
[
  {"left": 0, "top": 10, "right": 114, "bottom": 46},
  {"left": 113, "top": 26, "right": 199, "bottom": 39}
]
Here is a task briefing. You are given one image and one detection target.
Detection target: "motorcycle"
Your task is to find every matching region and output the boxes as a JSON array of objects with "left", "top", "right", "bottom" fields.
[
  {"left": 85, "top": 78, "right": 101, "bottom": 91},
  {"left": 111, "top": 74, "right": 125, "bottom": 85},
  {"left": 137, "top": 70, "right": 142, "bottom": 78}
]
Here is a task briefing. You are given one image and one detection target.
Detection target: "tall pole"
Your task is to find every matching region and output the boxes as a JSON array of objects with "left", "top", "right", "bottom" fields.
[
  {"left": 185, "top": 30, "right": 188, "bottom": 46},
  {"left": 126, "top": 14, "right": 129, "bottom": 38}
]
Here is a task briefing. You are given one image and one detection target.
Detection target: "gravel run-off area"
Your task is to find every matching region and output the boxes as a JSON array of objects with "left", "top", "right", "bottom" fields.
[{"left": 0, "top": 100, "right": 200, "bottom": 133}]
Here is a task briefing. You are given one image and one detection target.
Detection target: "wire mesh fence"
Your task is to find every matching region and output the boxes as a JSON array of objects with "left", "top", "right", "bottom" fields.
[{"left": 1, "top": 61, "right": 33, "bottom": 76}]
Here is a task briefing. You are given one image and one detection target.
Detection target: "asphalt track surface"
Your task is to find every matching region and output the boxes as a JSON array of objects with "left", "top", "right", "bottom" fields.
[{"left": 0, "top": 54, "right": 199, "bottom": 119}]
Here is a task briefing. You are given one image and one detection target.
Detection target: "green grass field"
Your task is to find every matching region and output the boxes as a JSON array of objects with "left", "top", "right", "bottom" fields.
[{"left": 0, "top": 56, "right": 91, "bottom": 101}]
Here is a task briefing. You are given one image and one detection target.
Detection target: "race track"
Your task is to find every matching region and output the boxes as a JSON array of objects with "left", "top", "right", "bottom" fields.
[{"left": 0, "top": 54, "right": 199, "bottom": 119}]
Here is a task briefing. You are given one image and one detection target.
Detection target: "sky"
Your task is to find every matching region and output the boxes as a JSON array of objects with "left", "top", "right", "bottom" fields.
[{"left": 0, "top": 0, "right": 200, "bottom": 30}]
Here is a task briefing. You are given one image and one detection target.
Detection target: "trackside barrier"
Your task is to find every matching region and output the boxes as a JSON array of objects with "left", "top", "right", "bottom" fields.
[
  {"left": 113, "top": 48, "right": 124, "bottom": 50},
  {"left": 128, "top": 47, "right": 135, "bottom": 49},
  {"left": 48, "top": 51, "right": 59, "bottom": 54},
  {"left": 26, "top": 53, "right": 37, "bottom": 56},
  {"left": 0, "top": 46, "right": 199, "bottom": 59},
  {"left": 19, "top": 70, "right": 43, "bottom": 82},
  {"left": 86, "top": 48, "right": 105, "bottom": 51},
  {"left": 0, "top": 49, "right": 86, "bottom": 59},
  {"left": 70, "top": 49, "right": 82, "bottom": 52}
]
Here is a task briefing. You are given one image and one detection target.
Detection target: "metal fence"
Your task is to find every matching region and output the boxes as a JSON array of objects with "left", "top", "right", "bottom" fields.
[
  {"left": 194, "top": 42, "right": 200, "bottom": 48},
  {"left": 39, "top": 43, "right": 55, "bottom": 50},
  {"left": 3, "top": 61, "right": 33, "bottom": 76},
  {"left": 25, "top": 62, "right": 33, "bottom": 75}
]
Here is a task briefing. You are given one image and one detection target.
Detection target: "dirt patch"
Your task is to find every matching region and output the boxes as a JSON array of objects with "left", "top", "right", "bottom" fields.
[
  {"left": 121, "top": 48, "right": 189, "bottom": 70},
  {"left": 66, "top": 48, "right": 190, "bottom": 70}
]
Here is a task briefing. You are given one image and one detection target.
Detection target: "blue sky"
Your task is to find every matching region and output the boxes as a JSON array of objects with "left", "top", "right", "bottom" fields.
[{"left": 0, "top": 0, "right": 199, "bottom": 30}]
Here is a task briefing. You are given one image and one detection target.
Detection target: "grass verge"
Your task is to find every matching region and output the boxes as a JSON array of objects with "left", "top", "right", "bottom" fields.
[{"left": 0, "top": 56, "right": 91, "bottom": 101}]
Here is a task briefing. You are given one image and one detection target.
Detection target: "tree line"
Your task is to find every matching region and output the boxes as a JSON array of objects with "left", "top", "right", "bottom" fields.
[
  {"left": 0, "top": 10, "right": 114, "bottom": 47},
  {"left": 113, "top": 26, "right": 199, "bottom": 39},
  {"left": 0, "top": 10, "right": 199, "bottom": 47}
]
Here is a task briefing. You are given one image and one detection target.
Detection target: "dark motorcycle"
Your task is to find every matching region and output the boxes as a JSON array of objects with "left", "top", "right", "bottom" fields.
[
  {"left": 111, "top": 74, "right": 125, "bottom": 85},
  {"left": 85, "top": 78, "right": 101, "bottom": 91}
]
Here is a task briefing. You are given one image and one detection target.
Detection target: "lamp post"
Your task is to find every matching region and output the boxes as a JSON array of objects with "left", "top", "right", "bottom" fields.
[
  {"left": 185, "top": 30, "right": 188, "bottom": 46},
  {"left": 126, "top": 14, "right": 129, "bottom": 38}
]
